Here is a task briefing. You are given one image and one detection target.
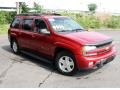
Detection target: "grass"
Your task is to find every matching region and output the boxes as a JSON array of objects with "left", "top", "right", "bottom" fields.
[{"left": 0, "top": 24, "right": 9, "bottom": 35}]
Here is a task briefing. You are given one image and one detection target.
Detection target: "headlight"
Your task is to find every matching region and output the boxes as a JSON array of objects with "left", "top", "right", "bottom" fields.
[
  {"left": 83, "top": 46, "right": 96, "bottom": 51},
  {"left": 83, "top": 46, "right": 97, "bottom": 56}
]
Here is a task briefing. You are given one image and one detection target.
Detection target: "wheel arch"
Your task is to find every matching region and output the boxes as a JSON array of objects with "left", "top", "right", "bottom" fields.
[
  {"left": 54, "top": 47, "right": 78, "bottom": 75},
  {"left": 10, "top": 35, "right": 17, "bottom": 48},
  {"left": 54, "top": 47, "right": 75, "bottom": 60}
]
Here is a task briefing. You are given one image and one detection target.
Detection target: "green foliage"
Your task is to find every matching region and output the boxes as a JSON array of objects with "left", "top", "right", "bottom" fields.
[
  {"left": 105, "top": 16, "right": 120, "bottom": 28},
  {"left": 0, "top": 11, "right": 7, "bottom": 24},
  {"left": 61, "top": 12, "right": 120, "bottom": 29},
  {"left": 0, "top": 11, "right": 16, "bottom": 24},
  {"left": 0, "top": 11, "right": 120, "bottom": 29},
  {"left": 5, "top": 12, "right": 16, "bottom": 23},
  {"left": 33, "top": 2, "right": 44, "bottom": 13},
  {"left": 0, "top": 24, "right": 9, "bottom": 34},
  {"left": 20, "top": 2, "right": 30, "bottom": 13},
  {"left": 61, "top": 12, "right": 101, "bottom": 29},
  {"left": 75, "top": 14, "right": 101, "bottom": 29},
  {"left": 88, "top": 3, "right": 97, "bottom": 14}
]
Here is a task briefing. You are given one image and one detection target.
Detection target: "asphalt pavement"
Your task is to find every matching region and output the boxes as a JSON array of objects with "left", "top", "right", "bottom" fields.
[{"left": 0, "top": 30, "right": 120, "bottom": 88}]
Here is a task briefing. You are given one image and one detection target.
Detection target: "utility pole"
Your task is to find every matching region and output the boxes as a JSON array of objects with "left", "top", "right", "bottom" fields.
[
  {"left": 16, "top": 2, "right": 22, "bottom": 14},
  {"left": 19, "top": 2, "right": 22, "bottom": 14},
  {"left": 16, "top": 2, "right": 20, "bottom": 14}
]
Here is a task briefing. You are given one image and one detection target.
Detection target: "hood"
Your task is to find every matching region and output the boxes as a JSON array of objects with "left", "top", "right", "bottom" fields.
[{"left": 62, "top": 31, "right": 111, "bottom": 45}]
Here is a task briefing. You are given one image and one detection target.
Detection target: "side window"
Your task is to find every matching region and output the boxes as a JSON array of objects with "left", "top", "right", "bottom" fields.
[
  {"left": 34, "top": 19, "right": 47, "bottom": 33},
  {"left": 22, "top": 19, "right": 33, "bottom": 31},
  {"left": 11, "top": 18, "right": 20, "bottom": 29}
]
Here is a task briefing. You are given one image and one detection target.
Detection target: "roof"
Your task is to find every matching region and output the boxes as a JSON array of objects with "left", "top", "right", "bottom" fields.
[
  {"left": 15, "top": 13, "right": 68, "bottom": 19},
  {"left": 16, "top": 13, "right": 61, "bottom": 16}
]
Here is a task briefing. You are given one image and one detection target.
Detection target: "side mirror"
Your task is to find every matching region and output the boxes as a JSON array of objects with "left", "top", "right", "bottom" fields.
[{"left": 40, "top": 29, "right": 50, "bottom": 35}]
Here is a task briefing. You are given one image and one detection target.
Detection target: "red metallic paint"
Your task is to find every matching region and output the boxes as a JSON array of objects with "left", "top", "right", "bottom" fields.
[{"left": 8, "top": 15, "right": 116, "bottom": 70}]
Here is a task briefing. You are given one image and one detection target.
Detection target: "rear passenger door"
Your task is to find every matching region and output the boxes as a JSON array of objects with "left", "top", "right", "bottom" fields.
[
  {"left": 10, "top": 17, "right": 21, "bottom": 43},
  {"left": 19, "top": 19, "right": 33, "bottom": 49}
]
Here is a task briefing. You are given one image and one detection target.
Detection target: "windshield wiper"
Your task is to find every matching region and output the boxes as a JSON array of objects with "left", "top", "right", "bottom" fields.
[
  {"left": 57, "top": 30, "right": 72, "bottom": 32},
  {"left": 57, "top": 29, "right": 85, "bottom": 33},
  {"left": 72, "top": 29, "right": 85, "bottom": 32}
]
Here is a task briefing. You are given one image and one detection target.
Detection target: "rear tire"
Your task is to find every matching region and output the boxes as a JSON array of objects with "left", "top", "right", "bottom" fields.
[
  {"left": 55, "top": 51, "right": 78, "bottom": 76},
  {"left": 11, "top": 39, "right": 20, "bottom": 54}
]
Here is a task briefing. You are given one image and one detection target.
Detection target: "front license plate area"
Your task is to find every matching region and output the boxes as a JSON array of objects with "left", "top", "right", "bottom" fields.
[
  {"left": 100, "top": 59, "right": 106, "bottom": 66},
  {"left": 96, "top": 59, "right": 106, "bottom": 67}
]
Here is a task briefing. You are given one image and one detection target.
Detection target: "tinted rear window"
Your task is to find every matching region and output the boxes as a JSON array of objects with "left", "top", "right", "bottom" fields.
[
  {"left": 11, "top": 18, "right": 21, "bottom": 29},
  {"left": 22, "top": 19, "right": 33, "bottom": 31}
]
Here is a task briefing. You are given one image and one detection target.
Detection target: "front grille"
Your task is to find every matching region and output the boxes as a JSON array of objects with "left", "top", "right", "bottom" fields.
[
  {"left": 96, "top": 41, "right": 112, "bottom": 48},
  {"left": 96, "top": 41, "right": 113, "bottom": 55},
  {"left": 86, "top": 39, "right": 113, "bottom": 56},
  {"left": 87, "top": 39, "right": 113, "bottom": 48},
  {"left": 97, "top": 47, "right": 112, "bottom": 54},
  {"left": 95, "top": 39, "right": 113, "bottom": 55}
]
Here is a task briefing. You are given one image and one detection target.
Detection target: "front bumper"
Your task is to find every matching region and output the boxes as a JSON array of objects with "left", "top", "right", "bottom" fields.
[
  {"left": 95, "top": 55, "right": 115, "bottom": 68},
  {"left": 75, "top": 47, "right": 116, "bottom": 69}
]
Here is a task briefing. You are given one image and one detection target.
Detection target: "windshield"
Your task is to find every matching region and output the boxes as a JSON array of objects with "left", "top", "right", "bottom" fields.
[{"left": 48, "top": 17, "right": 85, "bottom": 33}]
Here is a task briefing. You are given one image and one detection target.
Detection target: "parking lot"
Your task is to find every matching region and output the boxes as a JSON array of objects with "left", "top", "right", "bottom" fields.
[{"left": 0, "top": 30, "right": 120, "bottom": 88}]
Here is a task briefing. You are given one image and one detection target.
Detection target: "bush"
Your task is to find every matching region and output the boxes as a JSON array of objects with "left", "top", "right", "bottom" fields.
[
  {"left": 5, "top": 12, "right": 16, "bottom": 23},
  {"left": 0, "top": 11, "right": 16, "bottom": 24},
  {"left": 0, "top": 11, "right": 7, "bottom": 24},
  {"left": 105, "top": 16, "right": 120, "bottom": 29},
  {"left": 61, "top": 12, "right": 102, "bottom": 29},
  {"left": 0, "top": 11, "right": 120, "bottom": 29},
  {"left": 61, "top": 12, "right": 120, "bottom": 29},
  {"left": 76, "top": 15, "right": 102, "bottom": 29}
]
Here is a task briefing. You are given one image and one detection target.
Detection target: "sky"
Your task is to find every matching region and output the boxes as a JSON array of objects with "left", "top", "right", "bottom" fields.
[{"left": 0, "top": 0, "right": 120, "bottom": 13}]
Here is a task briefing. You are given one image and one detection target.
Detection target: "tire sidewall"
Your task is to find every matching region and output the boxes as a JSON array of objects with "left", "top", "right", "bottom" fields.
[
  {"left": 55, "top": 51, "right": 77, "bottom": 76},
  {"left": 11, "top": 39, "right": 20, "bottom": 54}
]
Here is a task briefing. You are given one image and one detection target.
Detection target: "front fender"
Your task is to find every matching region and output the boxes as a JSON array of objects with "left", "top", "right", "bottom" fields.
[{"left": 54, "top": 42, "right": 80, "bottom": 55}]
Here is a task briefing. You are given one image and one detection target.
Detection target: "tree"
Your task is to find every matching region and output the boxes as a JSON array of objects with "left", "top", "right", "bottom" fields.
[
  {"left": 88, "top": 3, "right": 97, "bottom": 14},
  {"left": 34, "top": 2, "right": 44, "bottom": 13},
  {"left": 20, "top": 2, "right": 30, "bottom": 13}
]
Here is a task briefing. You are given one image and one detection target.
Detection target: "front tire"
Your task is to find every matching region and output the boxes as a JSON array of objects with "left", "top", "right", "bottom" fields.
[
  {"left": 55, "top": 51, "right": 78, "bottom": 76},
  {"left": 11, "top": 39, "right": 20, "bottom": 54}
]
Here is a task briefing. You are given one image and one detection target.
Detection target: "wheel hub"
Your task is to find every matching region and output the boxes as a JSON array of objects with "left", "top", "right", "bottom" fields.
[{"left": 59, "top": 56, "right": 74, "bottom": 72}]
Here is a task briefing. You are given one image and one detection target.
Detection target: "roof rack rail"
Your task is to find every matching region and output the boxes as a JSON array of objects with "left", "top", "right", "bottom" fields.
[
  {"left": 17, "top": 13, "right": 61, "bottom": 16},
  {"left": 17, "top": 13, "right": 42, "bottom": 16},
  {"left": 42, "top": 13, "right": 61, "bottom": 16}
]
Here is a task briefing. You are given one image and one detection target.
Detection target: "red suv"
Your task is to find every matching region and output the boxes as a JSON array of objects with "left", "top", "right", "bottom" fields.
[{"left": 8, "top": 13, "right": 116, "bottom": 75}]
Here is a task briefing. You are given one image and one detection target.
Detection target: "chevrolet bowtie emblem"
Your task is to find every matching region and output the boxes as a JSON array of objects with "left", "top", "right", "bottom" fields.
[{"left": 105, "top": 47, "right": 109, "bottom": 50}]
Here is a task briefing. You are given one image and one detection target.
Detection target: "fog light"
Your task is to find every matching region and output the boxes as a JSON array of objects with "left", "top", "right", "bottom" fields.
[{"left": 89, "top": 62, "right": 93, "bottom": 66}]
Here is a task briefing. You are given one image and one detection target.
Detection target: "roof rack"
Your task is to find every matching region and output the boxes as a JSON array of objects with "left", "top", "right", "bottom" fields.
[{"left": 17, "top": 13, "right": 61, "bottom": 16}]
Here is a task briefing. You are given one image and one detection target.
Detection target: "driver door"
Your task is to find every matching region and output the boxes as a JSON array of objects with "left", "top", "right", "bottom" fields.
[{"left": 30, "top": 19, "right": 54, "bottom": 57}]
